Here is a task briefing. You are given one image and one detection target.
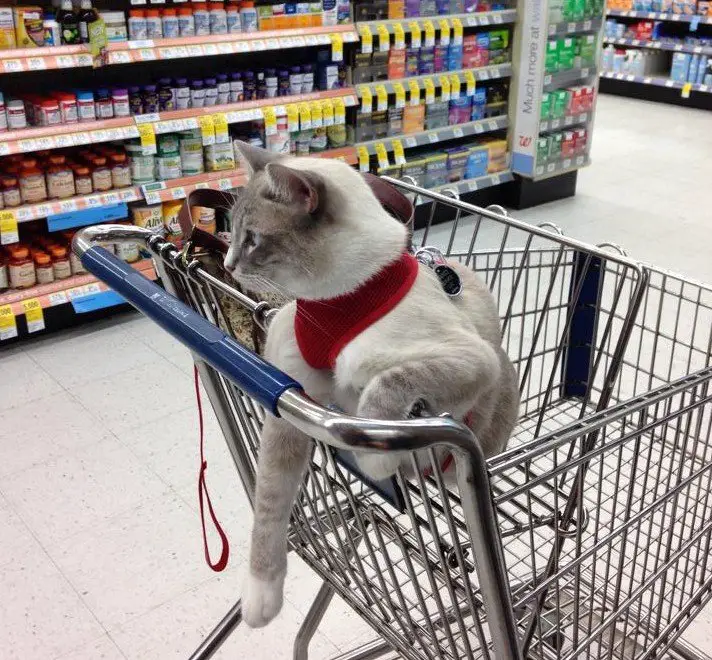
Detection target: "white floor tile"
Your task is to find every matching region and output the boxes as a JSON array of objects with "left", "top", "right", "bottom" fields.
[
  {"left": 54, "top": 634, "right": 127, "bottom": 660},
  {"left": 0, "top": 349, "right": 63, "bottom": 409}
]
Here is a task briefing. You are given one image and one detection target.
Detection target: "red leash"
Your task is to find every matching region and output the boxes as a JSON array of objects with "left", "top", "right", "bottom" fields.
[{"left": 195, "top": 365, "right": 230, "bottom": 572}]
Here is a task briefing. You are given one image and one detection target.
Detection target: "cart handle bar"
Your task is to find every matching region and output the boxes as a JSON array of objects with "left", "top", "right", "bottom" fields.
[{"left": 73, "top": 225, "right": 477, "bottom": 456}]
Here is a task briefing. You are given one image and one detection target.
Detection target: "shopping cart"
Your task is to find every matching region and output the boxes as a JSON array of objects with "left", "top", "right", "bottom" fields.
[{"left": 72, "top": 176, "right": 712, "bottom": 660}]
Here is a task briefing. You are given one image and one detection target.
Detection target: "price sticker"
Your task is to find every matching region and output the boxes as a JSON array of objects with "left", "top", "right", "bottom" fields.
[
  {"left": 423, "top": 20, "right": 435, "bottom": 48},
  {"left": 438, "top": 75, "right": 451, "bottom": 102},
  {"left": 28, "top": 57, "right": 46, "bottom": 71},
  {"left": 451, "top": 18, "right": 463, "bottom": 45},
  {"left": 137, "top": 123, "right": 157, "bottom": 155},
  {"left": 3, "top": 59, "right": 23, "bottom": 73},
  {"left": 375, "top": 84, "right": 389, "bottom": 111},
  {"left": 359, "top": 86, "right": 373, "bottom": 114},
  {"left": 428, "top": 132, "right": 439, "bottom": 143},
  {"left": 22, "top": 298, "right": 45, "bottom": 334},
  {"left": 213, "top": 113, "right": 229, "bottom": 143},
  {"left": 450, "top": 73, "right": 461, "bottom": 98},
  {"left": 357, "top": 145, "right": 370, "bottom": 173},
  {"left": 48, "top": 291, "right": 68, "bottom": 306},
  {"left": 438, "top": 18, "right": 450, "bottom": 46},
  {"left": 198, "top": 115, "right": 216, "bottom": 144},
  {"left": 408, "top": 79, "right": 421, "bottom": 106},
  {"left": 330, "top": 33, "right": 343, "bottom": 62},
  {"left": 322, "top": 99, "right": 334, "bottom": 126},
  {"left": 359, "top": 24, "right": 373, "bottom": 53},
  {"left": 423, "top": 77, "right": 435, "bottom": 104},
  {"left": 374, "top": 142, "right": 389, "bottom": 169},
  {"left": 0, "top": 210, "right": 19, "bottom": 245},
  {"left": 298, "top": 102, "right": 312, "bottom": 130},
  {"left": 404, "top": 136, "right": 417, "bottom": 148},
  {"left": 376, "top": 24, "right": 390, "bottom": 51},
  {"left": 309, "top": 101, "right": 323, "bottom": 128},
  {"left": 393, "top": 22, "right": 405, "bottom": 49},
  {"left": 681, "top": 82, "right": 692, "bottom": 98},
  {"left": 393, "top": 82, "right": 406, "bottom": 108},
  {"left": 333, "top": 98, "right": 346, "bottom": 125},
  {"left": 392, "top": 139, "right": 406, "bottom": 165},
  {"left": 409, "top": 21, "right": 422, "bottom": 49},
  {"left": 263, "top": 107, "right": 278, "bottom": 135},
  {"left": 452, "top": 126, "right": 464, "bottom": 138},
  {"left": 0, "top": 304, "right": 17, "bottom": 341},
  {"left": 464, "top": 70, "right": 476, "bottom": 96},
  {"left": 286, "top": 104, "right": 300, "bottom": 132}
]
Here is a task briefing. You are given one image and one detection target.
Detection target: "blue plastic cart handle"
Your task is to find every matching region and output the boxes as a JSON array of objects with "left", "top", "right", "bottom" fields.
[{"left": 81, "top": 246, "right": 301, "bottom": 415}]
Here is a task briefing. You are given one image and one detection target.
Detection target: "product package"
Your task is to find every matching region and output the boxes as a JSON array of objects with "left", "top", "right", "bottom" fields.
[{"left": 14, "top": 6, "right": 44, "bottom": 48}]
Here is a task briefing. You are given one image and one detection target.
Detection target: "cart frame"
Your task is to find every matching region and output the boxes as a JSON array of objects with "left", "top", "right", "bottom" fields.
[{"left": 73, "top": 177, "right": 712, "bottom": 660}]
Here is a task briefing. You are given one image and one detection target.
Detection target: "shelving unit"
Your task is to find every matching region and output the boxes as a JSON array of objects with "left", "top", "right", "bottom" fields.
[
  {"left": 603, "top": 36, "right": 712, "bottom": 55},
  {"left": 416, "top": 169, "right": 514, "bottom": 202}
]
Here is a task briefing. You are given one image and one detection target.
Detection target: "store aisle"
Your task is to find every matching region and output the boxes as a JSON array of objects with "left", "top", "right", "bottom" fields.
[{"left": 1, "top": 95, "right": 710, "bottom": 660}]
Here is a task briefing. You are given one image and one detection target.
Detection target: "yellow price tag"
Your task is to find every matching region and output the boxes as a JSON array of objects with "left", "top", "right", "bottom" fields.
[
  {"left": 450, "top": 73, "right": 461, "bottom": 98},
  {"left": 262, "top": 106, "right": 277, "bottom": 135},
  {"left": 374, "top": 142, "right": 389, "bottom": 170},
  {"left": 333, "top": 97, "right": 346, "bottom": 125},
  {"left": 357, "top": 145, "right": 370, "bottom": 173},
  {"left": 286, "top": 103, "right": 300, "bottom": 132},
  {"left": 198, "top": 114, "right": 216, "bottom": 144},
  {"left": 464, "top": 70, "right": 476, "bottom": 96},
  {"left": 22, "top": 298, "right": 45, "bottom": 334},
  {"left": 309, "top": 100, "right": 323, "bottom": 128},
  {"left": 330, "top": 33, "right": 343, "bottom": 62},
  {"left": 439, "top": 75, "right": 451, "bottom": 102},
  {"left": 423, "top": 77, "right": 435, "bottom": 105},
  {"left": 408, "top": 79, "right": 421, "bottom": 106},
  {"left": 423, "top": 20, "right": 435, "bottom": 48},
  {"left": 409, "top": 21, "right": 421, "bottom": 49},
  {"left": 359, "top": 86, "right": 373, "bottom": 114},
  {"left": 137, "top": 123, "right": 157, "bottom": 155},
  {"left": 0, "top": 304, "right": 17, "bottom": 341},
  {"left": 358, "top": 24, "right": 373, "bottom": 54},
  {"left": 375, "top": 84, "right": 388, "bottom": 111},
  {"left": 392, "top": 138, "right": 406, "bottom": 165},
  {"left": 321, "top": 99, "right": 334, "bottom": 126},
  {"left": 376, "top": 24, "right": 390, "bottom": 51},
  {"left": 438, "top": 18, "right": 450, "bottom": 45},
  {"left": 681, "top": 82, "right": 692, "bottom": 99},
  {"left": 452, "top": 17, "right": 463, "bottom": 44},
  {"left": 393, "top": 22, "right": 405, "bottom": 49},
  {"left": 298, "top": 102, "right": 312, "bottom": 130},
  {"left": 0, "top": 209, "right": 19, "bottom": 245},
  {"left": 393, "top": 81, "right": 406, "bottom": 108},
  {"left": 213, "top": 113, "right": 229, "bottom": 143}
]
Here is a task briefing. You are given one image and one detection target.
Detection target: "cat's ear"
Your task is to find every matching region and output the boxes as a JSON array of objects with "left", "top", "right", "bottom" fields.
[
  {"left": 235, "top": 141, "right": 281, "bottom": 175},
  {"left": 265, "top": 163, "right": 320, "bottom": 214}
]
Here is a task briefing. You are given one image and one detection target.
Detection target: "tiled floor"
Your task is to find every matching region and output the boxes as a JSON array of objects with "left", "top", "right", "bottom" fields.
[{"left": 1, "top": 94, "right": 711, "bottom": 659}]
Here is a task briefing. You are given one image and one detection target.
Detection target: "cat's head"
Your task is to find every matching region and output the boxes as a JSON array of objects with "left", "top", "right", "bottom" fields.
[{"left": 224, "top": 142, "right": 408, "bottom": 300}]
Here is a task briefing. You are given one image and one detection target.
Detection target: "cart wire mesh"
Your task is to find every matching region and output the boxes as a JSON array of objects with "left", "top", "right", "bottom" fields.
[{"left": 143, "top": 179, "right": 712, "bottom": 660}]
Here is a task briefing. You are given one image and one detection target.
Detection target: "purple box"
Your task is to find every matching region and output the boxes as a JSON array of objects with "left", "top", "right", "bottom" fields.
[
  {"left": 434, "top": 44, "right": 447, "bottom": 72},
  {"left": 405, "top": 0, "right": 420, "bottom": 16}
]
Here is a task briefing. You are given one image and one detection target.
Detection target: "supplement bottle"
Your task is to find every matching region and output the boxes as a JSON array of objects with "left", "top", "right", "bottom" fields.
[
  {"left": 0, "top": 93, "right": 6, "bottom": 132},
  {"left": 95, "top": 89, "right": 113, "bottom": 119},
  {"left": 128, "top": 9, "right": 147, "bottom": 40},
  {"left": 243, "top": 71, "right": 256, "bottom": 100},
  {"left": 190, "top": 80, "right": 206, "bottom": 107},
  {"left": 289, "top": 66, "right": 303, "bottom": 95},
  {"left": 9, "top": 247, "right": 36, "bottom": 289},
  {"left": 19, "top": 159, "right": 48, "bottom": 203},
  {"left": 2, "top": 176, "right": 21, "bottom": 207},
  {"left": 39, "top": 99, "right": 61, "bottom": 126},
  {"left": 216, "top": 73, "right": 230, "bottom": 105},
  {"left": 110, "top": 153, "right": 131, "bottom": 188},
  {"left": 209, "top": 2, "right": 228, "bottom": 34},
  {"left": 162, "top": 8, "right": 179, "bottom": 37},
  {"left": 6, "top": 100, "right": 27, "bottom": 130},
  {"left": 43, "top": 13, "right": 61, "bottom": 46},
  {"left": 50, "top": 246, "right": 72, "bottom": 279},
  {"left": 112, "top": 88, "right": 130, "bottom": 117},
  {"left": 58, "top": 0, "right": 80, "bottom": 44},
  {"left": 46, "top": 155, "right": 76, "bottom": 199},
  {"left": 76, "top": 91, "right": 96, "bottom": 122},
  {"left": 78, "top": 0, "right": 98, "bottom": 43},
  {"left": 157, "top": 79, "right": 174, "bottom": 111},
  {"left": 226, "top": 2, "right": 241, "bottom": 32},
  {"left": 177, "top": 7, "right": 195, "bottom": 35},
  {"left": 175, "top": 78, "right": 190, "bottom": 109},
  {"left": 264, "top": 68, "right": 278, "bottom": 98},
  {"left": 193, "top": 3, "right": 210, "bottom": 35},
  {"left": 73, "top": 165, "right": 93, "bottom": 194},
  {"left": 145, "top": 9, "right": 162, "bottom": 38},
  {"left": 55, "top": 92, "right": 78, "bottom": 123},
  {"left": 0, "top": 251, "right": 8, "bottom": 293},
  {"left": 91, "top": 157, "right": 112, "bottom": 191},
  {"left": 129, "top": 86, "right": 143, "bottom": 115},
  {"left": 34, "top": 252, "right": 54, "bottom": 284},
  {"left": 142, "top": 85, "right": 159, "bottom": 114},
  {"left": 229, "top": 72, "right": 244, "bottom": 102},
  {"left": 204, "top": 78, "right": 218, "bottom": 106},
  {"left": 240, "top": 1, "right": 258, "bottom": 32}
]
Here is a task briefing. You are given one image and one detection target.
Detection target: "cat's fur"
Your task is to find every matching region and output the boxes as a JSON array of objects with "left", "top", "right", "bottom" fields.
[{"left": 225, "top": 142, "right": 520, "bottom": 628}]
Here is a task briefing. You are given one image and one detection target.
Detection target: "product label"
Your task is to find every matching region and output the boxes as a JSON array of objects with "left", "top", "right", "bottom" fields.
[
  {"left": 321, "top": 99, "right": 334, "bottom": 126},
  {"left": 376, "top": 24, "right": 390, "bottom": 52},
  {"left": 423, "top": 21, "right": 435, "bottom": 48},
  {"left": 409, "top": 21, "right": 421, "bottom": 49},
  {"left": 438, "top": 75, "right": 451, "bottom": 102},
  {"left": 137, "top": 123, "right": 157, "bottom": 155},
  {"left": 393, "top": 82, "right": 406, "bottom": 108},
  {"left": 0, "top": 304, "right": 17, "bottom": 341},
  {"left": 393, "top": 23, "right": 405, "bottom": 50},
  {"left": 0, "top": 210, "right": 19, "bottom": 245},
  {"left": 464, "top": 70, "right": 476, "bottom": 96},
  {"left": 438, "top": 19, "right": 450, "bottom": 46},
  {"left": 451, "top": 18, "right": 463, "bottom": 45},
  {"left": 198, "top": 115, "right": 216, "bottom": 144},
  {"left": 359, "top": 24, "right": 373, "bottom": 54},
  {"left": 408, "top": 79, "right": 421, "bottom": 106},
  {"left": 286, "top": 104, "right": 300, "bottom": 132},
  {"left": 359, "top": 86, "right": 373, "bottom": 114},
  {"left": 357, "top": 145, "right": 369, "bottom": 173},
  {"left": 309, "top": 101, "right": 322, "bottom": 128},
  {"left": 298, "top": 102, "right": 312, "bottom": 130},
  {"left": 392, "top": 139, "right": 406, "bottom": 165},
  {"left": 333, "top": 98, "right": 346, "bottom": 125},
  {"left": 330, "top": 33, "right": 343, "bottom": 62},
  {"left": 375, "top": 84, "right": 388, "bottom": 112},
  {"left": 423, "top": 78, "right": 435, "bottom": 104},
  {"left": 213, "top": 113, "right": 229, "bottom": 143},
  {"left": 374, "top": 142, "right": 389, "bottom": 169},
  {"left": 22, "top": 298, "right": 45, "bottom": 333},
  {"left": 449, "top": 73, "right": 461, "bottom": 98}
]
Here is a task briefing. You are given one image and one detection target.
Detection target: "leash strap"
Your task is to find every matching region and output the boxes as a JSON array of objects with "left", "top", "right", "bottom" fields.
[{"left": 195, "top": 365, "right": 230, "bottom": 572}]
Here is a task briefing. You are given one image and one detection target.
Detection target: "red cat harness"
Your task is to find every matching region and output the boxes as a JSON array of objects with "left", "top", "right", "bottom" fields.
[{"left": 294, "top": 252, "right": 419, "bottom": 370}]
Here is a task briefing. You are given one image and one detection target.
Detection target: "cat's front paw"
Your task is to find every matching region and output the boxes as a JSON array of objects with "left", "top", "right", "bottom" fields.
[
  {"left": 242, "top": 572, "right": 285, "bottom": 628},
  {"left": 355, "top": 451, "right": 405, "bottom": 481}
]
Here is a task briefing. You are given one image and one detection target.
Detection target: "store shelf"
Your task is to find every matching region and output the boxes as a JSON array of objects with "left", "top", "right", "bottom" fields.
[
  {"left": 603, "top": 37, "right": 712, "bottom": 55},
  {"left": 606, "top": 9, "right": 712, "bottom": 24},
  {"left": 356, "top": 63, "right": 512, "bottom": 95},
  {"left": 415, "top": 169, "right": 513, "bottom": 203},
  {"left": 0, "top": 25, "right": 358, "bottom": 74},
  {"left": 0, "top": 88, "right": 359, "bottom": 157},
  {"left": 534, "top": 154, "right": 589, "bottom": 179},
  {"left": 356, "top": 9, "right": 517, "bottom": 32},
  {"left": 543, "top": 66, "right": 596, "bottom": 91},
  {"left": 539, "top": 111, "right": 593, "bottom": 132},
  {"left": 600, "top": 70, "right": 712, "bottom": 93},
  {"left": 357, "top": 115, "right": 508, "bottom": 155},
  {"left": 0, "top": 258, "right": 156, "bottom": 319},
  {"left": 548, "top": 17, "right": 603, "bottom": 36}
]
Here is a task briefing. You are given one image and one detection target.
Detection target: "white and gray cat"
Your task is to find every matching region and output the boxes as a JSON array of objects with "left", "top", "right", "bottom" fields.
[{"left": 224, "top": 142, "right": 519, "bottom": 628}]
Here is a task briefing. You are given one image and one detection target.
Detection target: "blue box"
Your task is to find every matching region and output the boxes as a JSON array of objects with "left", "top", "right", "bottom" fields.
[
  {"left": 470, "top": 88, "right": 487, "bottom": 120},
  {"left": 446, "top": 44, "right": 463, "bottom": 71},
  {"left": 465, "top": 148, "right": 489, "bottom": 179},
  {"left": 670, "top": 53, "right": 691, "bottom": 82}
]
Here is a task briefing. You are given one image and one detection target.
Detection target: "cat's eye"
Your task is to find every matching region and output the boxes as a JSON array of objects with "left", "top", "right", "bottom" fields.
[{"left": 243, "top": 230, "right": 259, "bottom": 254}]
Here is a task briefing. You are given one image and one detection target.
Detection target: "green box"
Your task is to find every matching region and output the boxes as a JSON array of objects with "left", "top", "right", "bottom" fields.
[
  {"left": 548, "top": 133, "right": 563, "bottom": 161},
  {"left": 563, "top": 0, "right": 576, "bottom": 20},
  {"left": 576, "top": 34, "right": 596, "bottom": 67},
  {"left": 551, "top": 89, "right": 569, "bottom": 118},
  {"left": 488, "top": 29, "right": 509, "bottom": 50},
  {"left": 572, "top": 0, "right": 585, "bottom": 20},
  {"left": 537, "top": 136, "right": 551, "bottom": 164},
  {"left": 545, "top": 40, "right": 559, "bottom": 73},
  {"left": 540, "top": 92, "right": 552, "bottom": 119},
  {"left": 557, "top": 37, "right": 575, "bottom": 71}
]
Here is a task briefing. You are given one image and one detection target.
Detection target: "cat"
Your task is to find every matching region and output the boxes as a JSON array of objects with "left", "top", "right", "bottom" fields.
[{"left": 224, "top": 142, "right": 520, "bottom": 628}]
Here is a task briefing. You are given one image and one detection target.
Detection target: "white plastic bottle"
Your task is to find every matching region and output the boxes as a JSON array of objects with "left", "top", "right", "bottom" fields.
[{"left": 601, "top": 44, "right": 615, "bottom": 72}]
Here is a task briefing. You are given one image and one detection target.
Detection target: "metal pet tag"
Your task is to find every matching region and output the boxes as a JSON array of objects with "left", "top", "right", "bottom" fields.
[{"left": 434, "top": 264, "right": 463, "bottom": 297}]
